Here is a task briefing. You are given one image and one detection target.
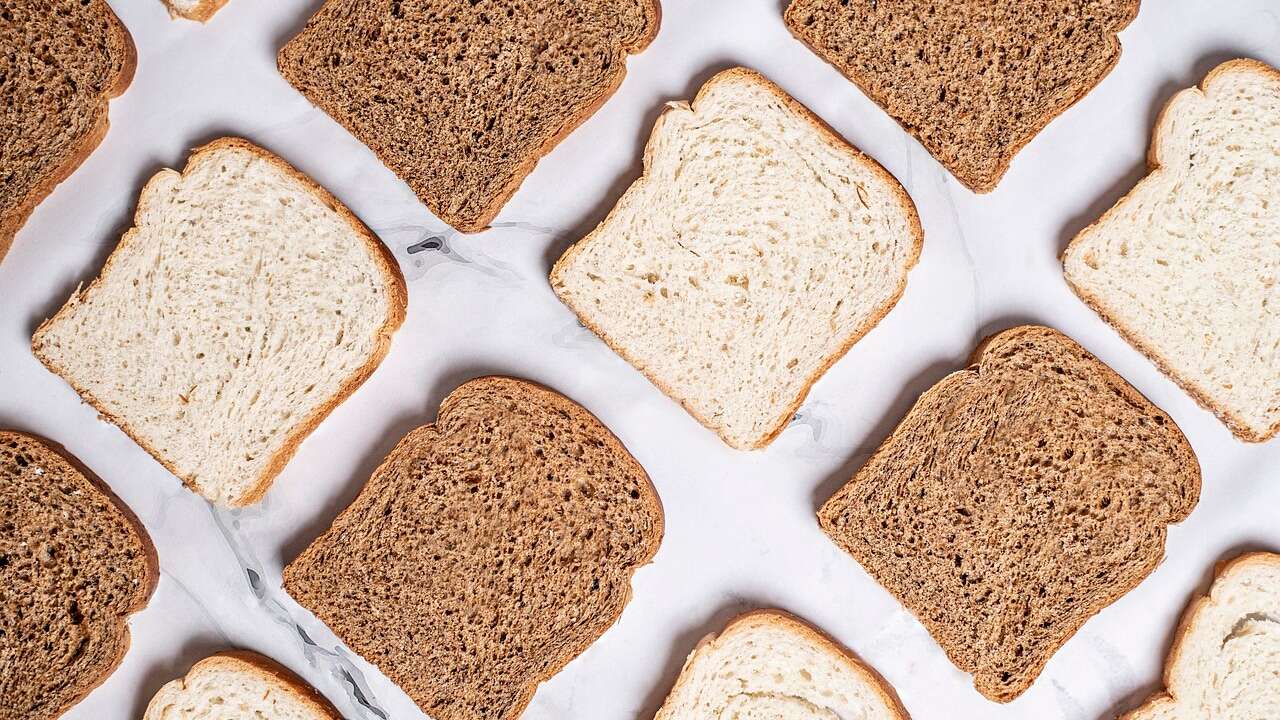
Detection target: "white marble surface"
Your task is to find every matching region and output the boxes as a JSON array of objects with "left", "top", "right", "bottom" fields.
[{"left": 2, "top": 1, "right": 1278, "bottom": 718}]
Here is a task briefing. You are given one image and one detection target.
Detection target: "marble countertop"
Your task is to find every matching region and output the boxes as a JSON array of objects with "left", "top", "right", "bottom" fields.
[{"left": 2, "top": 1, "right": 1278, "bottom": 718}]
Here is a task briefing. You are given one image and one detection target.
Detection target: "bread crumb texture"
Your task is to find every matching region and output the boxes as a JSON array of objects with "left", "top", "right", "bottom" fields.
[
  {"left": 1065, "top": 59, "right": 1280, "bottom": 442},
  {"left": 284, "top": 376, "right": 663, "bottom": 720},
  {"left": 144, "top": 651, "right": 340, "bottom": 720},
  {"left": 161, "top": 0, "right": 231, "bottom": 22},
  {"left": 820, "top": 326, "right": 1200, "bottom": 702}
]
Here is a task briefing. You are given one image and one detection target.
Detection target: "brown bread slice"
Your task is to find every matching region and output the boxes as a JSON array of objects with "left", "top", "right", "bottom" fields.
[
  {"left": 277, "top": 0, "right": 660, "bottom": 233},
  {"left": 284, "top": 376, "right": 664, "bottom": 720},
  {"left": 0, "top": 0, "right": 135, "bottom": 262},
  {"left": 0, "top": 430, "right": 158, "bottom": 720},
  {"left": 819, "top": 326, "right": 1200, "bottom": 703},
  {"left": 784, "top": 0, "right": 1138, "bottom": 192}
]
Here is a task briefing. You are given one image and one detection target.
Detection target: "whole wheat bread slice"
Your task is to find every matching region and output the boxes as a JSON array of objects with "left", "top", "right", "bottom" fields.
[
  {"left": 32, "top": 138, "right": 407, "bottom": 507},
  {"left": 784, "top": 0, "right": 1138, "bottom": 192},
  {"left": 1121, "top": 552, "right": 1280, "bottom": 720},
  {"left": 1064, "top": 59, "right": 1280, "bottom": 443},
  {"left": 0, "top": 0, "right": 135, "bottom": 262},
  {"left": 161, "top": 0, "right": 231, "bottom": 22},
  {"left": 819, "top": 325, "right": 1200, "bottom": 702},
  {"left": 277, "top": 0, "right": 660, "bottom": 232},
  {"left": 145, "top": 650, "right": 341, "bottom": 720},
  {"left": 551, "top": 68, "right": 921, "bottom": 450},
  {"left": 284, "top": 376, "right": 664, "bottom": 720},
  {"left": 0, "top": 430, "right": 158, "bottom": 720},
  {"left": 655, "top": 610, "right": 907, "bottom": 720}
]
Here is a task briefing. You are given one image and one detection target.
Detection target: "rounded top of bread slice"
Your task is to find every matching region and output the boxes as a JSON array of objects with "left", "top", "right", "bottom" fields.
[{"left": 144, "top": 650, "right": 340, "bottom": 719}]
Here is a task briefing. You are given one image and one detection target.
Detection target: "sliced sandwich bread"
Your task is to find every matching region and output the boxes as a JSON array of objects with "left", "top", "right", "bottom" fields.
[
  {"left": 1, "top": 430, "right": 158, "bottom": 720},
  {"left": 1, "top": 0, "right": 135, "bottom": 262},
  {"left": 284, "top": 376, "right": 664, "bottom": 720},
  {"left": 278, "top": 0, "right": 659, "bottom": 232},
  {"left": 819, "top": 325, "right": 1200, "bottom": 702},
  {"left": 1064, "top": 58, "right": 1280, "bottom": 443},
  {"left": 551, "top": 67, "right": 921, "bottom": 450},
  {"left": 145, "top": 650, "right": 340, "bottom": 720},
  {"left": 161, "top": 0, "right": 230, "bottom": 22},
  {"left": 32, "top": 138, "right": 407, "bottom": 506},
  {"left": 784, "top": 0, "right": 1138, "bottom": 192},
  {"left": 655, "top": 610, "right": 906, "bottom": 720},
  {"left": 1123, "top": 552, "right": 1280, "bottom": 720}
]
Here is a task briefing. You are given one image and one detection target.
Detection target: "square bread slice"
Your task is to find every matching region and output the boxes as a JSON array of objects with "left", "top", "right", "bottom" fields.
[
  {"left": 551, "top": 67, "right": 921, "bottom": 450},
  {"left": 284, "top": 376, "right": 663, "bottom": 720},
  {"left": 1, "top": 430, "right": 158, "bottom": 720},
  {"left": 32, "top": 138, "right": 407, "bottom": 507},
  {"left": 1, "top": 0, "right": 135, "bottom": 263},
  {"left": 1063, "top": 59, "right": 1280, "bottom": 443},
  {"left": 1122, "top": 552, "right": 1280, "bottom": 720},
  {"left": 819, "top": 326, "right": 1200, "bottom": 703},
  {"left": 145, "top": 651, "right": 340, "bottom": 720},
  {"left": 784, "top": 0, "right": 1138, "bottom": 192},
  {"left": 161, "top": 0, "right": 230, "bottom": 22},
  {"left": 277, "top": 0, "right": 659, "bottom": 232},
  {"left": 655, "top": 610, "right": 906, "bottom": 720}
]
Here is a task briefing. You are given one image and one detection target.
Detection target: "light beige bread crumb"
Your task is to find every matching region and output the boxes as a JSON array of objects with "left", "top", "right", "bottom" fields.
[{"left": 145, "top": 651, "right": 340, "bottom": 720}]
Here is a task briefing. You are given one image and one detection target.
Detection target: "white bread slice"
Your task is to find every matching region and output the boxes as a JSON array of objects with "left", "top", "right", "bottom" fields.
[
  {"left": 161, "top": 0, "right": 229, "bottom": 22},
  {"left": 551, "top": 68, "right": 921, "bottom": 449},
  {"left": 145, "top": 651, "right": 340, "bottom": 720},
  {"left": 32, "top": 138, "right": 406, "bottom": 506},
  {"left": 655, "top": 610, "right": 906, "bottom": 720},
  {"left": 1123, "top": 553, "right": 1280, "bottom": 720},
  {"left": 1063, "top": 59, "right": 1280, "bottom": 443}
]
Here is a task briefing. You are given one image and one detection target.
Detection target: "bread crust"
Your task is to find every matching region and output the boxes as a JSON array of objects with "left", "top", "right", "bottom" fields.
[
  {"left": 0, "top": 2, "right": 136, "bottom": 263},
  {"left": 31, "top": 137, "right": 408, "bottom": 507},
  {"left": 1, "top": 429, "right": 159, "bottom": 720},
  {"left": 655, "top": 609, "right": 910, "bottom": 720},
  {"left": 162, "top": 0, "right": 231, "bottom": 22},
  {"left": 1062, "top": 58, "right": 1280, "bottom": 443},
  {"left": 550, "top": 66, "right": 922, "bottom": 450},
  {"left": 144, "top": 650, "right": 342, "bottom": 719}
]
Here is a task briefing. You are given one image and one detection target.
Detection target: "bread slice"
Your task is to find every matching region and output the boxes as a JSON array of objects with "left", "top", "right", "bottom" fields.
[
  {"left": 32, "top": 138, "right": 407, "bottom": 507},
  {"left": 819, "top": 325, "right": 1200, "bottom": 703},
  {"left": 284, "top": 376, "right": 663, "bottom": 720},
  {"left": 1122, "top": 553, "right": 1280, "bottom": 720},
  {"left": 145, "top": 650, "right": 340, "bottom": 720},
  {"left": 161, "top": 0, "right": 231, "bottom": 22},
  {"left": 1, "top": 430, "right": 158, "bottom": 720},
  {"left": 277, "top": 0, "right": 659, "bottom": 233},
  {"left": 551, "top": 68, "right": 921, "bottom": 450},
  {"left": 1063, "top": 59, "right": 1280, "bottom": 443},
  {"left": 0, "top": 0, "right": 135, "bottom": 263},
  {"left": 784, "top": 0, "right": 1138, "bottom": 192},
  {"left": 655, "top": 610, "right": 906, "bottom": 720}
]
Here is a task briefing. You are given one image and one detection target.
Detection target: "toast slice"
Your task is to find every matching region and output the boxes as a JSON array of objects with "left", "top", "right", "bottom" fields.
[
  {"left": 145, "top": 650, "right": 340, "bottom": 720},
  {"left": 655, "top": 610, "right": 906, "bottom": 720},
  {"left": 161, "top": 0, "right": 231, "bottom": 22},
  {"left": 551, "top": 68, "right": 921, "bottom": 450},
  {"left": 819, "top": 326, "right": 1200, "bottom": 702},
  {"left": 32, "top": 138, "right": 407, "bottom": 507},
  {"left": 1, "top": 0, "right": 135, "bottom": 262},
  {"left": 277, "top": 0, "right": 659, "bottom": 232},
  {"left": 1122, "top": 553, "right": 1280, "bottom": 720},
  {"left": 0, "top": 430, "right": 158, "bottom": 720},
  {"left": 284, "top": 376, "right": 664, "bottom": 720},
  {"left": 784, "top": 0, "right": 1138, "bottom": 192},
  {"left": 1063, "top": 59, "right": 1280, "bottom": 443}
]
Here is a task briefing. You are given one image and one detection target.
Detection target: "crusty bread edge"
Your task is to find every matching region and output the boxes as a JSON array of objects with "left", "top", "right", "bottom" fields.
[
  {"left": 818, "top": 325, "right": 1200, "bottom": 702},
  {"left": 782, "top": 0, "right": 1140, "bottom": 193},
  {"left": 550, "top": 66, "right": 923, "bottom": 450},
  {"left": 31, "top": 137, "right": 408, "bottom": 507},
  {"left": 654, "top": 608, "right": 911, "bottom": 720},
  {"left": 143, "top": 650, "right": 342, "bottom": 720},
  {"left": 2, "top": 429, "right": 159, "bottom": 720},
  {"left": 1118, "top": 551, "right": 1280, "bottom": 720},
  {"left": 0, "top": 2, "right": 136, "bottom": 264},
  {"left": 276, "top": 0, "right": 661, "bottom": 234},
  {"left": 162, "top": 0, "right": 232, "bottom": 22},
  {"left": 1062, "top": 58, "right": 1280, "bottom": 443},
  {"left": 283, "top": 375, "right": 664, "bottom": 720}
]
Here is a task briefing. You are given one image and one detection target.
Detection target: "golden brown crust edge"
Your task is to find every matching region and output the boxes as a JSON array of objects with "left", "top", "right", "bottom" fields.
[
  {"left": 146, "top": 650, "right": 342, "bottom": 720},
  {"left": 1062, "top": 58, "right": 1280, "bottom": 443},
  {"left": 550, "top": 66, "right": 923, "bottom": 450},
  {"left": 31, "top": 137, "right": 408, "bottom": 507},
  {"left": 163, "top": 0, "right": 232, "bottom": 22},
  {"left": 3, "top": 429, "right": 160, "bottom": 720}
]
